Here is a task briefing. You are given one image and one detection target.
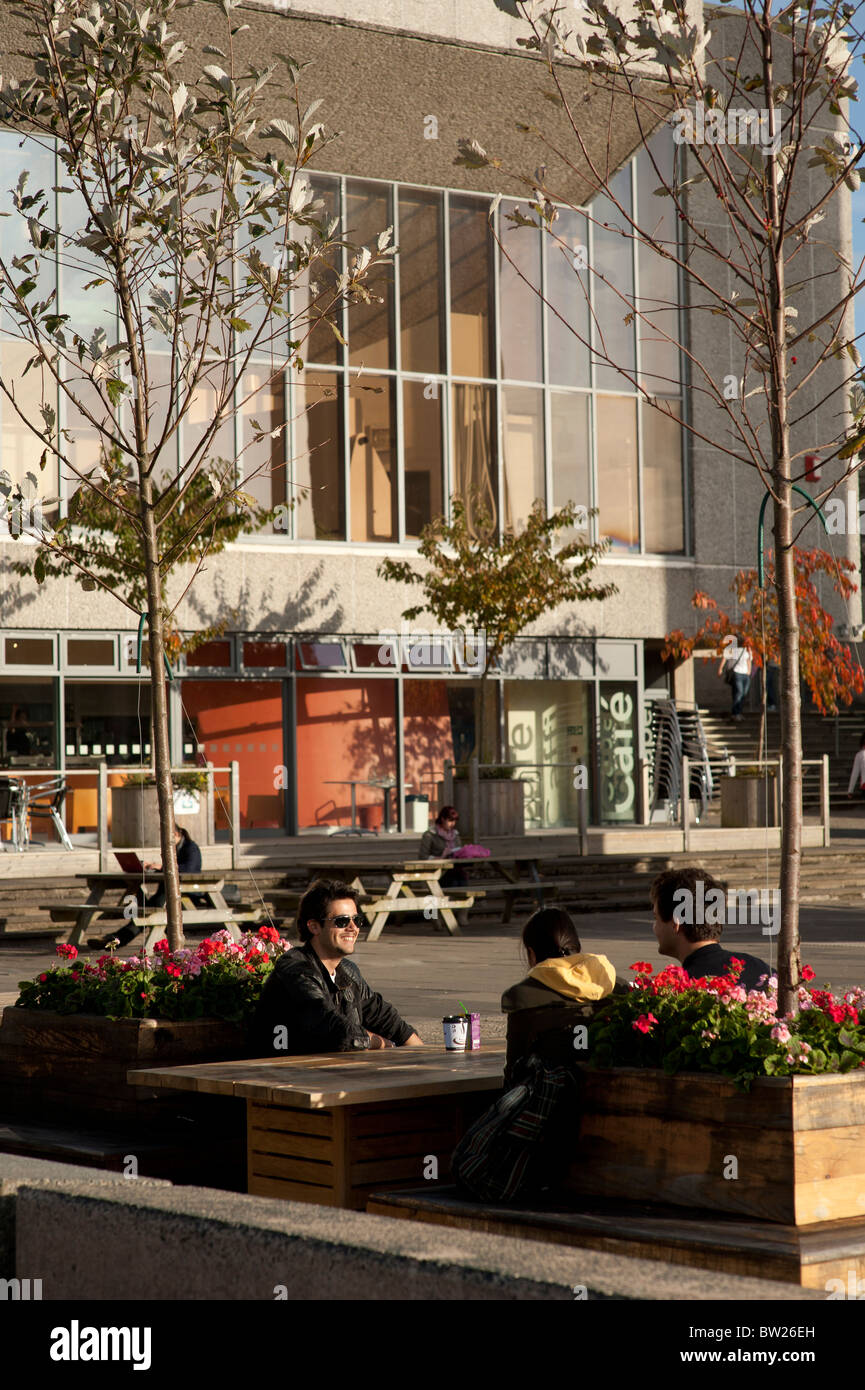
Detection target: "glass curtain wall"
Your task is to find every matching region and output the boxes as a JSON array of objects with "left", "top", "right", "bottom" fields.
[{"left": 0, "top": 133, "right": 685, "bottom": 551}]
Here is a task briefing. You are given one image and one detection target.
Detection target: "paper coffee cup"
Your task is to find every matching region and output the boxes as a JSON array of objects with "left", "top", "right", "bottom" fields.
[{"left": 442, "top": 1015, "right": 468, "bottom": 1051}]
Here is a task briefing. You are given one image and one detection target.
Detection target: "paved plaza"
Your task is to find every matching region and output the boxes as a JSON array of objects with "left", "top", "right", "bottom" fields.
[{"left": 3, "top": 904, "right": 863, "bottom": 1040}]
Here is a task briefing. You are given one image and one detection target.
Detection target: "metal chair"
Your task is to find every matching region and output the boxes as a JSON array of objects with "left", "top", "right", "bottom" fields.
[
  {"left": 0, "top": 777, "right": 25, "bottom": 851},
  {"left": 20, "top": 777, "right": 74, "bottom": 851}
]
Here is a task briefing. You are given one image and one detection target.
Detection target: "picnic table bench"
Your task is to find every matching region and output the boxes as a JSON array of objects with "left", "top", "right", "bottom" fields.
[
  {"left": 43, "top": 870, "right": 260, "bottom": 952},
  {"left": 129, "top": 1044, "right": 506, "bottom": 1210}
]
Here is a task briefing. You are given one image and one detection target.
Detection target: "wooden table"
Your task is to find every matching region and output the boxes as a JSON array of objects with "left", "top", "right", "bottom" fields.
[
  {"left": 44, "top": 871, "right": 258, "bottom": 951},
  {"left": 303, "top": 859, "right": 476, "bottom": 940},
  {"left": 130, "top": 1044, "right": 506, "bottom": 1209}
]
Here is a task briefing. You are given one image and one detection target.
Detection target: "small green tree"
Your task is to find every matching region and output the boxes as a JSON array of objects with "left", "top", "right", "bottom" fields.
[
  {"left": 9, "top": 451, "right": 272, "bottom": 659},
  {"left": 0, "top": 0, "right": 391, "bottom": 947},
  {"left": 378, "top": 496, "right": 616, "bottom": 765}
]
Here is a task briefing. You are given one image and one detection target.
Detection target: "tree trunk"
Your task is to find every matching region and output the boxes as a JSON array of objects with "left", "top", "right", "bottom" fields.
[
  {"left": 115, "top": 246, "right": 182, "bottom": 952},
  {"left": 765, "top": 27, "right": 800, "bottom": 1016},
  {"left": 141, "top": 500, "right": 183, "bottom": 952}
]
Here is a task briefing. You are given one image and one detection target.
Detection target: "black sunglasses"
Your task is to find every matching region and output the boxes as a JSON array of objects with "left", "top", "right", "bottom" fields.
[{"left": 324, "top": 913, "right": 364, "bottom": 929}]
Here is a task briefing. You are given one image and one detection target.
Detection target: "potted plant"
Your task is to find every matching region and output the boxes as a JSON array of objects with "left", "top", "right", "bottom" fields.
[
  {"left": 720, "top": 764, "right": 780, "bottom": 829},
  {"left": 567, "top": 960, "right": 865, "bottom": 1227},
  {"left": 0, "top": 928, "right": 291, "bottom": 1124},
  {"left": 111, "top": 769, "right": 213, "bottom": 848},
  {"left": 442, "top": 764, "right": 525, "bottom": 836}
]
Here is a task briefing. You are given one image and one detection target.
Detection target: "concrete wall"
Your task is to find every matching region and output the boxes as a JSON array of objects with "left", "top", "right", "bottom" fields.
[{"left": 0, "top": 1156, "right": 824, "bottom": 1301}]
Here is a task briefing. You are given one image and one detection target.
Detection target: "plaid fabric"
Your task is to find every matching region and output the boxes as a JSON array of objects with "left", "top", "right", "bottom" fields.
[{"left": 451, "top": 1056, "right": 577, "bottom": 1203}]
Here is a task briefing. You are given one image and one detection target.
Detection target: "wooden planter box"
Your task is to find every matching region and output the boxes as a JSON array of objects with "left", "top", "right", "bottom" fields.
[
  {"left": 720, "top": 775, "right": 779, "bottom": 828},
  {"left": 111, "top": 783, "right": 213, "bottom": 848},
  {"left": 567, "top": 1065, "right": 865, "bottom": 1226},
  {"left": 439, "top": 779, "right": 525, "bottom": 836},
  {"left": 0, "top": 1006, "right": 248, "bottom": 1123}
]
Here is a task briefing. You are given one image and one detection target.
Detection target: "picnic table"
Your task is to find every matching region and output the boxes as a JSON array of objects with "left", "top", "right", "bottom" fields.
[
  {"left": 302, "top": 854, "right": 574, "bottom": 934},
  {"left": 303, "top": 859, "right": 478, "bottom": 940},
  {"left": 129, "top": 1043, "right": 506, "bottom": 1209},
  {"left": 41, "top": 869, "right": 259, "bottom": 952}
]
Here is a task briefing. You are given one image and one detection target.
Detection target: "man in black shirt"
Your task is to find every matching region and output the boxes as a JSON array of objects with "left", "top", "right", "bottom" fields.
[
  {"left": 650, "top": 867, "right": 773, "bottom": 992},
  {"left": 254, "top": 878, "right": 423, "bottom": 1055}
]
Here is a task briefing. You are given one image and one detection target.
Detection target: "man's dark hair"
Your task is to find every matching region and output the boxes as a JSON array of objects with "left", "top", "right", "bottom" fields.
[
  {"left": 650, "top": 867, "right": 728, "bottom": 943},
  {"left": 296, "top": 878, "right": 361, "bottom": 944},
  {"left": 522, "top": 907, "right": 581, "bottom": 965}
]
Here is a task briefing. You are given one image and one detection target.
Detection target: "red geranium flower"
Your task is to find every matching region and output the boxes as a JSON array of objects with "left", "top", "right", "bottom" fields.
[
  {"left": 39, "top": 973, "right": 47, "bottom": 983},
  {"left": 629, "top": 962, "right": 653, "bottom": 974},
  {"left": 55, "top": 943, "right": 78, "bottom": 959},
  {"left": 632, "top": 1013, "right": 658, "bottom": 1034},
  {"left": 153, "top": 938, "right": 170, "bottom": 955},
  {"left": 801, "top": 964, "right": 815, "bottom": 982},
  {"left": 257, "top": 925, "right": 280, "bottom": 943}
]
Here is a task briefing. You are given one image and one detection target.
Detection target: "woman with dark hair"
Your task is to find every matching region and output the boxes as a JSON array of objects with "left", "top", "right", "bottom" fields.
[
  {"left": 419, "top": 804, "right": 461, "bottom": 859},
  {"left": 418, "top": 804, "right": 467, "bottom": 888},
  {"left": 500, "top": 907, "right": 620, "bottom": 1083}
]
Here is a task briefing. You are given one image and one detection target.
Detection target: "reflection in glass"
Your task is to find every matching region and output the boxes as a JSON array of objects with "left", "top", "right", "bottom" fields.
[
  {"left": 240, "top": 367, "right": 287, "bottom": 514},
  {"left": 642, "top": 398, "right": 684, "bottom": 553},
  {"left": 293, "top": 370, "right": 343, "bottom": 541},
  {"left": 502, "top": 386, "right": 544, "bottom": 532},
  {"left": 499, "top": 202, "right": 542, "bottom": 383},
  {"left": 449, "top": 195, "right": 492, "bottom": 379},
  {"left": 636, "top": 128, "right": 681, "bottom": 394},
  {"left": 403, "top": 678, "right": 479, "bottom": 804},
  {"left": 403, "top": 380, "right": 443, "bottom": 537},
  {"left": 596, "top": 394, "right": 638, "bottom": 550},
  {"left": 349, "top": 374, "right": 396, "bottom": 541},
  {"left": 295, "top": 677, "right": 396, "bottom": 830},
  {"left": 298, "top": 175, "right": 342, "bottom": 367},
  {"left": 452, "top": 383, "right": 496, "bottom": 532},
  {"left": 184, "top": 367, "right": 235, "bottom": 483},
  {"left": 0, "top": 678, "right": 56, "bottom": 768},
  {"left": 550, "top": 391, "right": 590, "bottom": 531},
  {"left": 399, "top": 188, "right": 443, "bottom": 374},
  {"left": 589, "top": 168, "right": 636, "bottom": 393},
  {"left": 347, "top": 181, "right": 393, "bottom": 370},
  {"left": 505, "top": 679, "right": 591, "bottom": 828},
  {"left": 547, "top": 208, "right": 590, "bottom": 388}
]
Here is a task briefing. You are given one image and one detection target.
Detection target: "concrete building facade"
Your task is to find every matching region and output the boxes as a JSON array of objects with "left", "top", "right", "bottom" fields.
[{"left": 0, "top": 0, "right": 856, "bottom": 836}]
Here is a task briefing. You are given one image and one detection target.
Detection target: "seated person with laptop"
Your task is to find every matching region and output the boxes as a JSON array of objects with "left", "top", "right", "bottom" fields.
[
  {"left": 253, "top": 878, "right": 424, "bottom": 1055},
  {"left": 96, "top": 825, "right": 205, "bottom": 948}
]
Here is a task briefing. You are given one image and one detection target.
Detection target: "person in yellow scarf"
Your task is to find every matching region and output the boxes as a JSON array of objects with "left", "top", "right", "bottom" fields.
[{"left": 501, "top": 908, "right": 623, "bottom": 1083}]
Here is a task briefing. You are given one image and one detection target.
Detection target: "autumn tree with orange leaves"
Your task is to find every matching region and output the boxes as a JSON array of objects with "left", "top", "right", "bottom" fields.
[{"left": 663, "top": 549, "right": 864, "bottom": 724}]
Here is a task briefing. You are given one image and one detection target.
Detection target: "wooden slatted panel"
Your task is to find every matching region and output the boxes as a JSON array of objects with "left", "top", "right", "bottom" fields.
[
  {"left": 248, "top": 1102, "right": 332, "bottom": 1137},
  {"left": 568, "top": 1113, "right": 796, "bottom": 1224},
  {"left": 249, "top": 1175, "right": 341, "bottom": 1206},
  {"left": 792, "top": 1075, "right": 865, "bottom": 1131},
  {"left": 579, "top": 1066, "right": 793, "bottom": 1129}
]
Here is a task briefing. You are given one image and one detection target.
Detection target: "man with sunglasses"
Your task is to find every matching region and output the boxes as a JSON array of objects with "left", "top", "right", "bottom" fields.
[{"left": 253, "top": 878, "right": 423, "bottom": 1055}]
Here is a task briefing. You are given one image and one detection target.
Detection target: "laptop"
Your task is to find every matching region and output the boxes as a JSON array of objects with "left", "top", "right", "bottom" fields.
[{"left": 114, "top": 851, "right": 145, "bottom": 874}]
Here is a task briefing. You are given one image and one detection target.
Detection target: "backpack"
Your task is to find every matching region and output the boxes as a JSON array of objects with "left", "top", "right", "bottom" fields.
[{"left": 450, "top": 1054, "right": 580, "bottom": 1204}]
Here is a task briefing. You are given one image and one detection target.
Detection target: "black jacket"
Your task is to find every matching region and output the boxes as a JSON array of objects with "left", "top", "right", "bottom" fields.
[{"left": 252, "top": 943, "right": 415, "bottom": 1056}]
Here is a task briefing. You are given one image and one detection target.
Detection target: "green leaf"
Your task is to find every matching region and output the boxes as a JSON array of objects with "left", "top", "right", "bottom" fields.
[{"left": 105, "top": 378, "right": 128, "bottom": 407}]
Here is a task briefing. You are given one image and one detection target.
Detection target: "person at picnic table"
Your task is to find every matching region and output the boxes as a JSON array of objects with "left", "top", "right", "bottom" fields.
[
  {"left": 418, "top": 804, "right": 468, "bottom": 888},
  {"left": 96, "top": 825, "right": 205, "bottom": 948},
  {"left": 253, "top": 878, "right": 424, "bottom": 1054},
  {"left": 650, "top": 867, "right": 772, "bottom": 992},
  {"left": 501, "top": 908, "right": 621, "bottom": 1084}
]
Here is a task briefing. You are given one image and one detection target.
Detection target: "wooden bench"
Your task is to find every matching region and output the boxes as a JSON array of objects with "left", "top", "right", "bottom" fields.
[
  {"left": 464, "top": 878, "right": 577, "bottom": 922},
  {"left": 364, "top": 1185, "right": 865, "bottom": 1290},
  {"left": 363, "top": 893, "right": 477, "bottom": 941}
]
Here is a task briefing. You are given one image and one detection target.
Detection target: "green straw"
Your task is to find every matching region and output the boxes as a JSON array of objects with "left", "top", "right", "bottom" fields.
[{"left": 458, "top": 1000, "right": 469, "bottom": 1016}]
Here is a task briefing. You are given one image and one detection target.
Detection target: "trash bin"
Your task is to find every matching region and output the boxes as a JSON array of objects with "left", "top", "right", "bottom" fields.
[{"left": 405, "top": 793, "right": 429, "bottom": 833}]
